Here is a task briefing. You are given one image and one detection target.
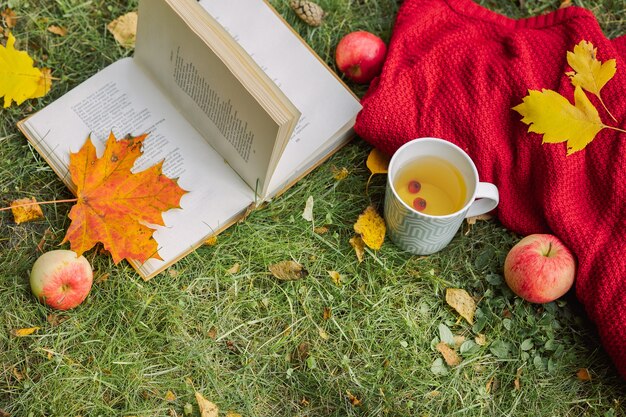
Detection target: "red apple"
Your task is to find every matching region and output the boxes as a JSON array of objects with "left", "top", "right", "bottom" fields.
[
  {"left": 335, "top": 30, "right": 386, "bottom": 84},
  {"left": 30, "top": 250, "right": 93, "bottom": 310},
  {"left": 503, "top": 234, "right": 576, "bottom": 303}
]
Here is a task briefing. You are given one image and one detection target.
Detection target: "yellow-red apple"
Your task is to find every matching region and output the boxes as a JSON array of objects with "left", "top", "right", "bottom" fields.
[
  {"left": 30, "top": 250, "right": 93, "bottom": 310},
  {"left": 335, "top": 30, "right": 386, "bottom": 84},
  {"left": 503, "top": 234, "right": 576, "bottom": 303}
]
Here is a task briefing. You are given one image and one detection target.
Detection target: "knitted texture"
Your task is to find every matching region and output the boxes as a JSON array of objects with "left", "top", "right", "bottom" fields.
[{"left": 355, "top": 0, "right": 626, "bottom": 377}]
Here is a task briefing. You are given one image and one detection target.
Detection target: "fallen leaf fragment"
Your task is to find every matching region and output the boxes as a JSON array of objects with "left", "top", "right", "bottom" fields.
[
  {"left": 354, "top": 205, "right": 385, "bottom": 250},
  {"left": 323, "top": 306, "right": 332, "bottom": 320},
  {"left": 61, "top": 132, "right": 187, "bottom": 264},
  {"left": 577, "top": 368, "right": 592, "bottom": 381},
  {"left": 2, "top": 8, "right": 17, "bottom": 28},
  {"left": 314, "top": 226, "right": 328, "bottom": 235},
  {"left": 269, "top": 260, "right": 308, "bottom": 281},
  {"left": 11, "top": 327, "right": 40, "bottom": 337},
  {"left": 425, "top": 390, "right": 440, "bottom": 398},
  {"left": 331, "top": 165, "right": 349, "bottom": 180},
  {"left": 225, "top": 412, "right": 242, "bottom": 417},
  {"left": 184, "top": 403, "right": 194, "bottom": 415},
  {"left": 46, "top": 314, "right": 69, "bottom": 327},
  {"left": 107, "top": 11, "right": 138, "bottom": 48},
  {"left": 349, "top": 235, "right": 365, "bottom": 262},
  {"left": 328, "top": 270, "right": 341, "bottom": 286},
  {"left": 445, "top": 288, "right": 476, "bottom": 325},
  {"left": 204, "top": 236, "right": 218, "bottom": 246},
  {"left": 514, "top": 367, "right": 523, "bottom": 390},
  {"left": 436, "top": 341, "right": 461, "bottom": 366},
  {"left": 47, "top": 25, "right": 68, "bottom": 36},
  {"left": 318, "top": 327, "right": 329, "bottom": 340},
  {"left": 366, "top": 147, "right": 389, "bottom": 175},
  {"left": 0, "top": 407, "right": 9, "bottom": 417},
  {"left": 208, "top": 325, "right": 218, "bottom": 339},
  {"left": 226, "top": 263, "right": 241, "bottom": 274},
  {"left": 346, "top": 390, "right": 362, "bottom": 406},
  {"left": 11, "top": 197, "right": 44, "bottom": 224},
  {"left": 195, "top": 392, "right": 218, "bottom": 417},
  {"left": 466, "top": 213, "right": 492, "bottom": 225},
  {"left": 475, "top": 333, "right": 487, "bottom": 346},
  {"left": 559, "top": 0, "right": 571, "bottom": 7},
  {"left": 0, "top": 33, "right": 52, "bottom": 107},
  {"left": 453, "top": 335, "right": 466, "bottom": 348},
  {"left": 12, "top": 367, "right": 24, "bottom": 381},
  {"left": 302, "top": 195, "right": 314, "bottom": 222},
  {"left": 164, "top": 390, "right": 176, "bottom": 402}
]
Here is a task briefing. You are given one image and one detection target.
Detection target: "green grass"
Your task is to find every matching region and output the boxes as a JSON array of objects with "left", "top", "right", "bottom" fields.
[{"left": 1, "top": 0, "right": 626, "bottom": 416}]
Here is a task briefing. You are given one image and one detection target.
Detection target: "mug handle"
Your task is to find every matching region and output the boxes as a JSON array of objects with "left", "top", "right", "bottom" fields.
[{"left": 465, "top": 182, "right": 499, "bottom": 218}]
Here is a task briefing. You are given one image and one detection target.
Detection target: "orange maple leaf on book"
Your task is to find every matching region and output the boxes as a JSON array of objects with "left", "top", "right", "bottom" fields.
[{"left": 62, "top": 132, "right": 187, "bottom": 264}]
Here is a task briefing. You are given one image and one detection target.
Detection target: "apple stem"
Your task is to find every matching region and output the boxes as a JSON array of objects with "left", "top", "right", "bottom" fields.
[
  {"left": 545, "top": 242, "right": 553, "bottom": 257},
  {"left": 0, "top": 198, "right": 78, "bottom": 212}
]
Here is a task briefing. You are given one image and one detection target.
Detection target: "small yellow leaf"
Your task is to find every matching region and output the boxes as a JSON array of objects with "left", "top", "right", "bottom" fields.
[
  {"left": 269, "top": 260, "right": 308, "bottom": 281},
  {"left": 107, "top": 11, "right": 138, "bottom": 48},
  {"left": 318, "top": 327, "right": 329, "bottom": 340},
  {"left": 445, "top": 288, "right": 476, "bottom": 325},
  {"left": 366, "top": 147, "right": 389, "bottom": 175},
  {"left": 47, "top": 25, "right": 68, "bottom": 36},
  {"left": 204, "top": 235, "right": 218, "bottom": 246},
  {"left": 225, "top": 412, "right": 242, "bottom": 417},
  {"left": 11, "top": 197, "right": 44, "bottom": 224},
  {"left": 226, "top": 263, "right": 240, "bottom": 274},
  {"left": 513, "top": 86, "right": 605, "bottom": 155},
  {"left": 0, "top": 33, "right": 52, "bottom": 107},
  {"left": 349, "top": 235, "right": 365, "bottom": 263},
  {"left": 577, "top": 368, "right": 592, "bottom": 381},
  {"left": 328, "top": 270, "right": 341, "bottom": 286},
  {"left": 331, "top": 166, "right": 349, "bottom": 180},
  {"left": 11, "top": 327, "right": 40, "bottom": 337},
  {"left": 566, "top": 40, "right": 616, "bottom": 99},
  {"left": 559, "top": 0, "right": 571, "bottom": 7},
  {"left": 323, "top": 306, "right": 332, "bottom": 320},
  {"left": 353, "top": 206, "right": 385, "bottom": 250},
  {"left": 195, "top": 392, "right": 218, "bottom": 417},
  {"left": 436, "top": 341, "right": 460, "bottom": 366},
  {"left": 164, "top": 390, "right": 176, "bottom": 402}
]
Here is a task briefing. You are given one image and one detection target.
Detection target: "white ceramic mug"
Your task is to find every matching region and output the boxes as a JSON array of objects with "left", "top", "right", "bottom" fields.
[{"left": 384, "top": 138, "right": 499, "bottom": 255}]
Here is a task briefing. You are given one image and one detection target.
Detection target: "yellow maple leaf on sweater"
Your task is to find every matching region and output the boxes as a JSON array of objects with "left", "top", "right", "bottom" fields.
[{"left": 0, "top": 33, "right": 52, "bottom": 107}]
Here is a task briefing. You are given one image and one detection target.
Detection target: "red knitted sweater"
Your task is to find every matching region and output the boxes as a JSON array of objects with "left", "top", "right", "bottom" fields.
[{"left": 355, "top": 0, "right": 626, "bottom": 377}]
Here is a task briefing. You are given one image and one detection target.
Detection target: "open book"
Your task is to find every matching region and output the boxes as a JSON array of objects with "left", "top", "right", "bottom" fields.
[{"left": 17, "top": 0, "right": 361, "bottom": 280}]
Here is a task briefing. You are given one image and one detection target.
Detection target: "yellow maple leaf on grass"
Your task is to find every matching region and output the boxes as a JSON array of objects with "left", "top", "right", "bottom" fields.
[
  {"left": 513, "top": 86, "right": 609, "bottom": 155},
  {"left": 0, "top": 33, "right": 52, "bottom": 107},
  {"left": 566, "top": 40, "right": 617, "bottom": 122},
  {"left": 353, "top": 206, "right": 385, "bottom": 250}
]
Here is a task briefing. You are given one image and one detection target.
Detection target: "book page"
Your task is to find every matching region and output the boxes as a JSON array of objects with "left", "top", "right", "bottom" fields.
[
  {"left": 199, "top": 0, "right": 362, "bottom": 197},
  {"left": 134, "top": 0, "right": 298, "bottom": 198},
  {"left": 19, "top": 58, "right": 254, "bottom": 278}
]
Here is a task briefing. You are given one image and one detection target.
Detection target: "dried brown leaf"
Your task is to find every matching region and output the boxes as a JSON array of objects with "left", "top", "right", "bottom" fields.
[
  {"left": 2, "top": 8, "right": 17, "bottom": 28},
  {"left": 346, "top": 391, "right": 362, "bottom": 407},
  {"left": 514, "top": 367, "right": 523, "bottom": 390},
  {"left": 445, "top": 288, "right": 476, "bottom": 324},
  {"left": 226, "top": 263, "right": 241, "bottom": 274},
  {"left": 11, "top": 327, "right": 40, "bottom": 337},
  {"left": 323, "top": 306, "right": 332, "bottom": 320},
  {"left": 436, "top": 341, "right": 461, "bottom": 366},
  {"left": 195, "top": 392, "right": 218, "bottom": 417},
  {"left": 164, "top": 390, "right": 176, "bottom": 402},
  {"left": 47, "top": 25, "right": 67, "bottom": 36},
  {"left": 0, "top": 408, "right": 9, "bottom": 417},
  {"left": 46, "top": 314, "right": 68, "bottom": 327},
  {"left": 349, "top": 235, "right": 365, "bottom": 263},
  {"left": 577, "top": 368, "right": 592, "bottom": 381},
  {"left": 475, "top": 333, "right": 487, "bottom": 346},
  {"left": 11, "top": 197, "right": 44, "bottom": 224},
  {"left": 95, "top": 273, "right": 110, "bottom": 284},
  {"left": 314, "top": 226, "right": 329, "bottom": 235},
  {"left": 12, "top": 367, "right": 24, "bottom": 381},
  {"left": 107, "top": 11, "right": 138, "bottom": 48},
  {"left": 207, "top": 325, "right": 218, "bottom": 339},
  {"left": 269, "top": 260, "right": 308, "bottom": 281},
  {"left": 453, "top": 335, "right": 466, "bottom": 348}
]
